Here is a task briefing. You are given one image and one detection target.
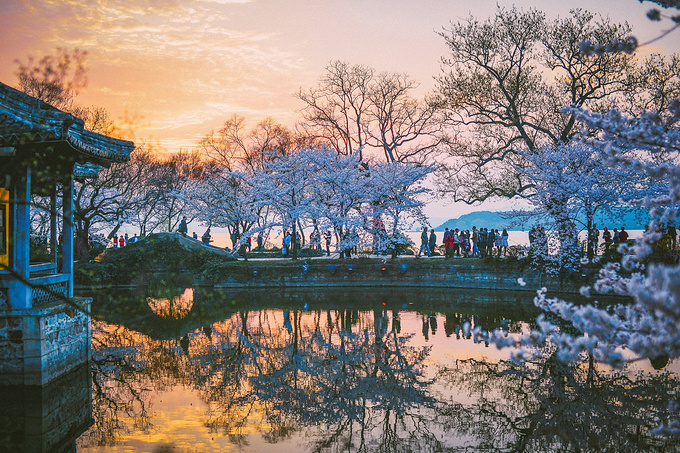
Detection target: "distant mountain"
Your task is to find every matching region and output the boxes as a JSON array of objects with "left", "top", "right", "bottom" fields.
[
  {"left": 436, "top": 211, "right": 516, "bottom": 231},
  {"left": 435, "top": 208, "right": 651, "bottom": 232}
]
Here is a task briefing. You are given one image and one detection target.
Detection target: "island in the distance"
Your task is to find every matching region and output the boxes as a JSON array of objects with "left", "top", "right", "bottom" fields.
[{"left": 436, "top": 208, "right": 650, "bottom": 232}]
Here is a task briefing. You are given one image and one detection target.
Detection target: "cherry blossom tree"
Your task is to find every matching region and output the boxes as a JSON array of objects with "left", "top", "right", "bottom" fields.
[
  {"left": 362, "top": 161, "right": 433, "bottom": 257},
  {"left": 302, "top": 148, "right": 367, "bottom": 258},
  {"left": 490, "top": 89, "right": 680, "bottom": 368},
  {"left": 471, "top": 2, "right": 680, "bottom": 436},
  {"left": 241, "top": 148, "right": 325, "bottom": 259},
  {"left": 514, "top": 142, "right": 658, "bottom": 267},
  {"left": 182, "top": 165, "right": 258, "bottom": 248},
  {"left": 434, "top": 7, "right": 638, "bottom": 204},
  {"left": 223, "top": 147, "right": 434, "bottom": 259}
]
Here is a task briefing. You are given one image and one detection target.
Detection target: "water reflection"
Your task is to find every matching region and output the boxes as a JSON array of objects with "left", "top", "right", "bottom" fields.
[
  {"left": 147, "top": 287, "right": 195, "bottom": 320},
  {"left": 0, "top": 364, "right": 92, "bottom": 453},
  {"left": 438, "top": 354, "right": 680, "bottom": 451},
  {"left": 76, "top": 287, "right": 680, "bottom": 452}
]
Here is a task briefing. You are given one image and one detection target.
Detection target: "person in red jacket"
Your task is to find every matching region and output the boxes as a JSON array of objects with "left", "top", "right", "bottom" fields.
[{"left": 619, "top": 226, "right": 629, "bottom": 243}]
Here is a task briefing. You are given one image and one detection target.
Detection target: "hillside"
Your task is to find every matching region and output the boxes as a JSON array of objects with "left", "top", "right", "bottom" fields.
[{"left": 436, "top": 208, "right": 651, "bottom": 231}]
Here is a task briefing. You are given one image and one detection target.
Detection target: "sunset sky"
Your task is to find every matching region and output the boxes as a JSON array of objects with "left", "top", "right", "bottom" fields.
[{"left": 1, "top": 0, "right": 678, "bottom": 220}]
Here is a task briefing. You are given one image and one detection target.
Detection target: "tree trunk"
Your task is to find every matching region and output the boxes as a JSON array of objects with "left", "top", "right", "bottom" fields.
[
  {"left": 586, "top": 213, "right": 594, "bottom": 260},
  {"left": 292, "top": 220, "right": 298, "bottom": 260}
]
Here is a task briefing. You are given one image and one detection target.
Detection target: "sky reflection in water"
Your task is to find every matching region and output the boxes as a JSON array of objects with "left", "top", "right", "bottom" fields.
[{"left": 76, "top": 287, "right": 680, "bottom": 453}]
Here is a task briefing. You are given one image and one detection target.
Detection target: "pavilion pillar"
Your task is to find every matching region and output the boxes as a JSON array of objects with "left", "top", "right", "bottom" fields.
[
  {"left": 62, "top": 176, "right": 74, "bottom": 298},
  {"left": 12, "top": 166, "right": 31, "bottom": 309},
  {"left": 50, "top": 187, "right": 57, "bottom": 265}
]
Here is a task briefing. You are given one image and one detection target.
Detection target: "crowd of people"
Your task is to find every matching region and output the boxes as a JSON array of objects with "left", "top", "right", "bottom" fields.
[
  {"left": 598, "top": 225, "right": 630, "bottom": 249},
  {"left": 592, "top": 223, "right": 677, "bottom": 253},
  {"left": 109, "top": 232, "right": 139, "bottom": 248},
  {"left": 170, "top": 215, "right": 678, "bottom": 261},
  {"left": 418, "top": 226, "right": 510, "bottom": 258},
  {"left": 281, "top": 229, "right": 333, "bottom": 257}
]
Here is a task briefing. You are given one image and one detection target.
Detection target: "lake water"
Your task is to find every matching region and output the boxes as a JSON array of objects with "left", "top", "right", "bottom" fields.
[{"left": 64, "top": 285, "right": 680, "bottom": 452}]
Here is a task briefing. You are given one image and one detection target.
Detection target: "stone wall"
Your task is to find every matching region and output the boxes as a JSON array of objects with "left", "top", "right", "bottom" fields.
[
  {"left": 199, "top": 260, "right": 583, "bottom": 294},
  {"left": 0, "top": 363, "right": 92, "bottom": 453},
  {"left": 0, "top": 298, "right": 91, "bottom": 386}
]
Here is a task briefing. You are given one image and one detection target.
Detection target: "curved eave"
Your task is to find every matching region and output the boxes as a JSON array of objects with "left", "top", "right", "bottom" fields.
[
  {"left": 73, "top": 163, "right": 104, "bottom": 179},
  {"left": 0, "top": 81, "right": 134, "bottom": 165},
  {"left": 66, "top": 126, "right": 133, "bottom": 164}
]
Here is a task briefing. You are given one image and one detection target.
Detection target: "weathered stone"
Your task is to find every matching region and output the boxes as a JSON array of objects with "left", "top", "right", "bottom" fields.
[
  {"left": 0, "top": 298, "right": 92, "bottom": 385},
  {"left": 8, "top": 330, "right": 23, "bottom": 344},
  {"left": 0, "top": 363, "right": 92, "bottom": 452},
  {"left": 199, "top": 260, "right": 581, "bottom": 294}
]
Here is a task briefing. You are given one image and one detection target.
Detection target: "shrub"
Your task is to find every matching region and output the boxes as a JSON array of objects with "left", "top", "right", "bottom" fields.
[
  {"left": 296, "top": 247, "right": 325, "bottom": 258},
  {"left": 75, "top": 234, "right": 236, "bottom": 285}
]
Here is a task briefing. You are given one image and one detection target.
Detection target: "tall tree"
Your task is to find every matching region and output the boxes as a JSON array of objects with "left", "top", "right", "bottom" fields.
[
  {"left": 297, "top": 61, "right": 373, "bottom": 159},
  {"left": 193, "top": 116, "right": 296, "bottom": 244},
  {"left": 200, "top": 115, "right": 297, "bottom": 172},
  {"left": 72, "top": 153, "right": 146, "bottom": 249},
  {"left": 297, "top": 61, "right": 441, "bottom": 163},
  {"left": 434, "top": 7, "right": 637, "bottom": 203},
  {"left": 485, "top": 4, "right": 680, "bottom": 400},
  {"left": 514, "top": 142, "right": 656, "bottom": 265},
  {"left": 14, "top": 48, "right": 87, "bottom": 111}
]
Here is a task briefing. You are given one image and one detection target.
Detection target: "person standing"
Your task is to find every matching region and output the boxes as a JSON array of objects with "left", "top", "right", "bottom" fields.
[
  {"left": 461, "top": 230, "right": 470, "bottom": 257},
  {"left": 324, "top": 230, "right": 331, "bottom": 256},
  {"left": 118, "top": 234, "right": 125, "bottom": 248},
  {"left": 257, "top": 232, "right": 263, "bottom": 251},
  {"left": 589, "top": 224, "right": 599, "bottom": 257},
  {"left": 178, "top": 216, "right": 188, "bottom": 236},
  {"left": 429, "top": 229, "right": 437, "bottom": 256},
  {"left": 488, "top": 228, "right": 496, "bottom": 257},
  {"left": 295, "top": 231, "right": 301, "bottom": 254},
  {"left": 619, "top": 226, "right": 629, "bottom": 244},
  {"left": 472, "top": 227, "right": 479, "bottom": 257},
  {"left": 418, "top": 227, "right": 431, "bottom": 257},
  {"left": 282, "top": 231, "right": 292, "bottom": 258},
  {"left": 444, "top": 228, "right": 455, "bottom": 258},
  {"left": 602, "top": 227, "right": 612, "bottom": 248},
  {"left": 202, "top": 228, "right": 212, "bottom": 245},
  {"left": 478, "top": 228, "right": 487, "bottom": 258},
  {"left": 500, "top": 228, "right": 509, "bottom": 256},
  {"left": 452, "top": 229, "right": 460, "bottom": 257},
  {"left": 494, "top": 229, "right": 501, "bottom": 256}
]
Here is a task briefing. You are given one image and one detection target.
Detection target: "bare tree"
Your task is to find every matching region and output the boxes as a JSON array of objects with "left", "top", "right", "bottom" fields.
[
  {"left": 368, "top": 72, "right": 443, "bottom": 163},
  {"left": 297, "top": 60, "right": 440, "bottom": 163},
  {"left": 200, "top": 115, "right": 297, "bottom": 171},
  {"left": 14, "top": 48, "right": 87, "bottom": 111},
  {"left": 297, "top": 61, "right": 373, "bottom": 160},
  {"left": 434, "top": 7, "right": 638, "bottom": 203},
  {"left": 73, "top": 156, "right": 145, "bottom": 251}
]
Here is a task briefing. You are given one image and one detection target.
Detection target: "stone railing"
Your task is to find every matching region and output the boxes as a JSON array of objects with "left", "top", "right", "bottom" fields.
[
  {"left": 0, "top": 272, "right": 70, "bottom": 308},
  {"left": 196, "top": 260, "right": 584, "bottom": 294}
]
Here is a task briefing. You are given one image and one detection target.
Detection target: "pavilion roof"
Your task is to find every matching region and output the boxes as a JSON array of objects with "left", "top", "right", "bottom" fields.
[{"left": 0, "top": 81, "right": 134, "bottom": 165}]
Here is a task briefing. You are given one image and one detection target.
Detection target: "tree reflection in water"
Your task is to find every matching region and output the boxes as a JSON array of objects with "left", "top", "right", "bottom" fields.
[
  {"left": 77, "top": 288, "right": 680, "bottom": 452},
  {"left": 437, "top": 353, "right": 680, "bottom": 452}
]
